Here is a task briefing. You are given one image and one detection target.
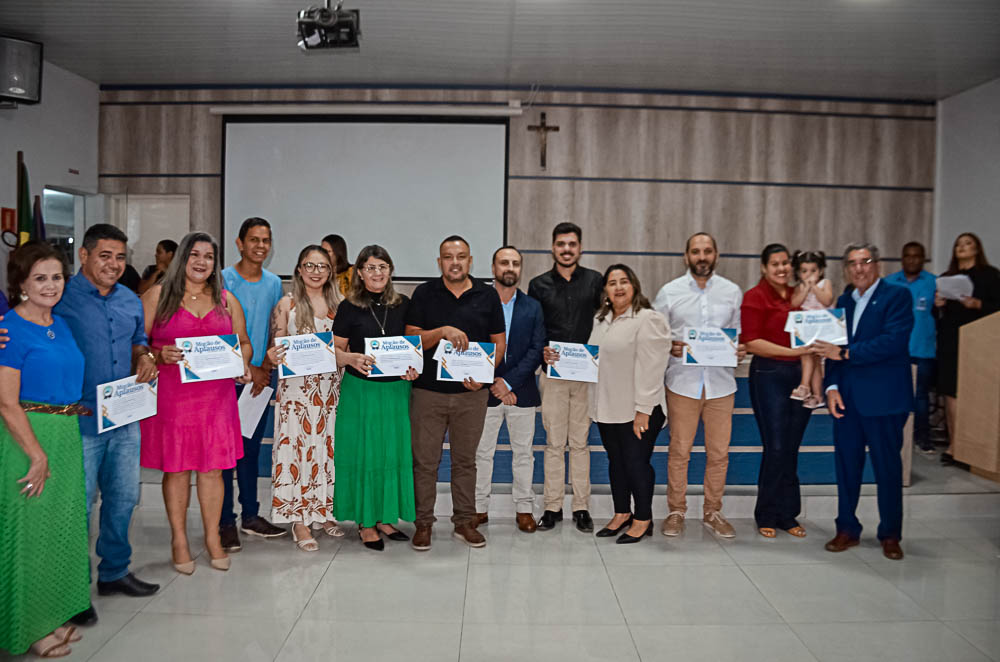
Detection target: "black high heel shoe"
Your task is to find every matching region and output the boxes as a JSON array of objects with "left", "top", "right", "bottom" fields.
[
  {"left": 615, "top": 521, "right": 653, "bottom": 544},
  {"left": 377, "top": 523, "right": 410, "bottom": 542},
  {"left": 359, "top": 529, "right": 384, "bottom": 551},
  {"left": 596, "top": 515, "right": 634, "bottom": 538}
]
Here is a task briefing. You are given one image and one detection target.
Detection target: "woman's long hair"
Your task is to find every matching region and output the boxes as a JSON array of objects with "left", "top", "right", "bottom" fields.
[
  {"left": 322, "top": 234, "right": 351, "bottom": 274},
  {"left": 292, "top": 245, "right": 342, "bottom": 333},
  {"left": 155, "top": 232, "right": 224, "bottom": 323},
  {"left": 944, "top": 232, "right": 991, "bottom": 275},
  {"left": 596, "top": 263, "right": 651, "bottom": 321},
  {"left": 347, "top": 244, "right": 403, "bottom": 309}
]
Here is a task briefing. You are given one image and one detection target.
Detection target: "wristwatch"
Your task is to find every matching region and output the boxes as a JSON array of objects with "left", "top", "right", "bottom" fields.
[{"left": 839, "top": 346, "right": 848, "bottom": 360}]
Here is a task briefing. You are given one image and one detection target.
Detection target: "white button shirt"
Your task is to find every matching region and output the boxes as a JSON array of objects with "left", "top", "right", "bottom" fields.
[{"left": 652, "top": 271, "right": 743, "bottom": 400}]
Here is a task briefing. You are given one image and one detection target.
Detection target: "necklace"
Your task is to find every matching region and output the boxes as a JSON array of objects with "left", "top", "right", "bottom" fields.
[
  {"left": 369, "top": 302, "right": 389, "bottom": 336},
  {"left": 46, "top": 328, "right": 55, "bottom": 340},
  {"left": 184, "top": 288, "right": 207, "bottom": 301}
]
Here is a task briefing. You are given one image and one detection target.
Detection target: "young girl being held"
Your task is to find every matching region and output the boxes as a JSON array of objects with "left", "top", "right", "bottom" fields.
[{"left": 789, "top": 251, "right": 834, "bottom": 408}]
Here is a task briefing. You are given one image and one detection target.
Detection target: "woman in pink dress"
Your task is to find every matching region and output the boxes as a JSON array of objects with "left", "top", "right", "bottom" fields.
[{"left": 140, "top": 232, "right": 252, "bottom": 574}]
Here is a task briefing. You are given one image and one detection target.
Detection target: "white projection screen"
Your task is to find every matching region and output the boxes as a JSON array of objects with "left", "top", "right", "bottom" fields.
[{"left": 223, "top": 117, "right": 509, "bottom": 279}]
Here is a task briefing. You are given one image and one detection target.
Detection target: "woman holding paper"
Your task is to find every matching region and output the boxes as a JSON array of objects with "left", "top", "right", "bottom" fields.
[
  {"left": 586, "top": 264, "right": 671, "bottom": 543},
  {"left": 332, "top": 245, "right": 419, "bottom": 551},
  {"left": 265, "top": 245, "right": 344, "bottom": 552},
  {"left": 741, "top": 243, "right": 814, "bottom": 538},
  {"left": 934, "top": 232, "right": 1000, "bottom": 464},
  {"left": 0, "top": 242, "right": 89, "bottom": 658},
  {"left": 140, "top": 232, "right": 252, "bottom": 573}
]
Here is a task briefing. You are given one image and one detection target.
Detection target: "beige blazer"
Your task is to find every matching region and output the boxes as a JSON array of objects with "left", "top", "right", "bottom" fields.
[{"left": 588, "top": 307, "right": 672, "bottom": 424}]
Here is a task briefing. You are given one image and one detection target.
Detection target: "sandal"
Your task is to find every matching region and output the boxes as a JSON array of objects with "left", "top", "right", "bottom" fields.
[
  {"left": 789, "top": 385, "right": 811, "bottom": 401},
  {"left": 292, "top": 525, "right": 319, "bottom": 552},
  {"left": 784, "top": 526, "right": 807, "bottom": 538},
  {"left": 55, "top": 625, "right": 80, "bottom": 643},
  {"left": 30, "top": 633, "right": 71, "bottom": 658},
  {"left": 758, "top": 527, "right": 777, "bottom": 538},
  {"left": 803, "top": 395, "right": 824, "bottom": 409},
  {"left": 312, "top": 521, "right": 345, "bottom": 538}
]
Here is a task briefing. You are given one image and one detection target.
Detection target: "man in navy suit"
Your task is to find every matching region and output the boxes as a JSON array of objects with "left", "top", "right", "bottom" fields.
[
  {"left": 474, "top": 246, "right": 546, "bottom": 533},
  {"left": 812, "top": 242, "right": 914, "bottom": 560}
]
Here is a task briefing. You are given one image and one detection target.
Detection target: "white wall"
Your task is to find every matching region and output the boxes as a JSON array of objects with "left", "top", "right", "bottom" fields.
[
  {"left": 0, "top": 61, "right": 99, "bottom": 209},
  {"left": 934, "top": 76, "right": 1000, "bottom": 271}
]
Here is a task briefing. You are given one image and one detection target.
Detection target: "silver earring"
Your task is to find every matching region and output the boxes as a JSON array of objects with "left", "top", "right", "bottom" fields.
[{"left": 20, "top": 292, "right": 28, "bottom": 301}]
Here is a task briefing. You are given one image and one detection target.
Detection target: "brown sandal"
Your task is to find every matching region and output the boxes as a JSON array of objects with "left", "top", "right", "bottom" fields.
[
  {"left": 30, "top": 633, "right": 71, "bottom": 658},
  {"left": 758, "top": 527, "right": 777, "bottom": 538},
  {"left": 784, "top": 526, "right": 807, "bottom": 538}
]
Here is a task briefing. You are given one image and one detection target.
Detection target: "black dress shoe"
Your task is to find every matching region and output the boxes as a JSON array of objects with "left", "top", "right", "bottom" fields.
[
  {"left": 616, "top": 522, "right": 653, "bottom": 544},
  {"left": 537, "top": 510, "right": 563, "bottom": 531},
  {"left": 69, "top": 605, "right": 98, "bottom": 627},
  {"left": 572, "top": 510, "right": 594, "bottom": 533},
  {"left": 359, "top": 530, "right": 385, "bottom": 551},
  {"left": 378, "top": 525, "right": 410, "bottom": 542},
  {"left": 596, "top": 516, "right": 633, "bottom": 538},
  {"left": 97, "top": 572, "right": 160, "bottom": 597}
]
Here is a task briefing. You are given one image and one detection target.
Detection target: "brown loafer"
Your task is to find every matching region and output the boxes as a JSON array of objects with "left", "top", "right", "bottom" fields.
[
  {"left": 516, "top": 513, "right": 537, "bottom": 533},
  {"left": 881, "top": 538, "right": 904, "bottom": 560},
  {"left": 474, "top": 513, "right": 489, "bottom": 527},
  {"left": 824, "top": 532, "right": 860, "bottom": 552},
  {"left": 453, "top": 523, "right": 486, "bottom": 548},
  {"left": 411, "top": 525, "right": 432, "bottom": 551}
]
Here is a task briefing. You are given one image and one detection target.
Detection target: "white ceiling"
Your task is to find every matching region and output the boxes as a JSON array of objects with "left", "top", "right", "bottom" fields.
[{"left": 2, "top": 0, "right": 999, "bottom": 100}]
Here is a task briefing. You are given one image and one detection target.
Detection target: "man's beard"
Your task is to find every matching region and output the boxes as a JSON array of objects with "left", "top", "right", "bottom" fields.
[
  {"left": 690, "top": 260, "right": 715, "bottom": 277},
  {"left": 497, "top": 271, "right": 518, "bottom": 287}
]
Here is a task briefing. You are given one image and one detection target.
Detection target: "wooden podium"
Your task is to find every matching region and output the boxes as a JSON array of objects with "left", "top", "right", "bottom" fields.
[{"left": 954, "top": 311, "right": 1000, "bottom": 480}]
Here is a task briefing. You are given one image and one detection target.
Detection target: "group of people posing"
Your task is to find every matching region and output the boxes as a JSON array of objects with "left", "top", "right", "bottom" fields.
[{"left": 1, "top": 217, "right": 997, "bottom": 658}]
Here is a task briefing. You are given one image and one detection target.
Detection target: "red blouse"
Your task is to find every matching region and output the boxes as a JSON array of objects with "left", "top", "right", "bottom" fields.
[{"left": 740, "top": 278, "right": 798, "bottom": 362}]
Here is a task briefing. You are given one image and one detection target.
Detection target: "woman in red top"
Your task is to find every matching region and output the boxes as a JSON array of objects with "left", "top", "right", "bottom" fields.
[{"left": 741, "top": 244, "right": 814, "bottom": 539}]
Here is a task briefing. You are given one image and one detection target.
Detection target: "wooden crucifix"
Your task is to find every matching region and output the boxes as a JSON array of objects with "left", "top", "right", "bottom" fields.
[{"left": 527, "top": 112, "right": 559, "bottom": 170}]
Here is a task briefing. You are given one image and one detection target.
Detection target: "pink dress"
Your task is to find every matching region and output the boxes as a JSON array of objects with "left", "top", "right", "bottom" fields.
[{"left": 140, "top": 293, "right": 244, "bottom": 472}]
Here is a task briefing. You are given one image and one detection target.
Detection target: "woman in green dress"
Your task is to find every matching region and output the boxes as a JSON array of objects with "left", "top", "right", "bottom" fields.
[
  {"left": 0, "top": 241, "right": 90, "bottom": 658},
  {"left": 332, "top": 245, "right": 418, "bottom": 550}
]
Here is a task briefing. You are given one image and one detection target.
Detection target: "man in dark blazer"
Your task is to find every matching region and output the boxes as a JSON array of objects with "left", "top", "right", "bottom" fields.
[
  {"left": 813, "top": 242, "right": 914, "bottom": 560},
  {"left": 474, "top": 246, "right": 546, "bottom": 533}
]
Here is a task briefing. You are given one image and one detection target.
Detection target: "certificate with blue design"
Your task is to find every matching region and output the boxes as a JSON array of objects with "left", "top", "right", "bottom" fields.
[
  {"left": 682, "top": 327, "right": 738, "bottom": 367},
  {"left": 96, "top": 375, "right": 158, "bottom": 433},
  {"left": 546, "top": 341, "right": 600, "bottom": 383},
  {"left": 436, "top": 341, "right": 496, "bottom": 383},
  {"left": 785, "top": 309, "right": 848, "bottom": 347},
  {"left": 177, "top": 334, "right": 246, "bottom": 383},
  {"left": 366, "top": 335, "right": 423, "bottom": 377},
  {"left": 276, "top": 332, "right": 339, "bottom": 379}
]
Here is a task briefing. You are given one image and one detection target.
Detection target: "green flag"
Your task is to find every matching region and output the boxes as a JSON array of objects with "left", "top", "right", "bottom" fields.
[{"left": 17, "top": 161, "right": 32, "bottom": 245}]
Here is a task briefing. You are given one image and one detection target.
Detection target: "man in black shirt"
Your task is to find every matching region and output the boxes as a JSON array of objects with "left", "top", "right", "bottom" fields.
[
  {"left": 527, "top": 222, "right": 604, "bottom": 532},
  {"left": 405, "top": 236, "right": 506, "bottom": 551}
]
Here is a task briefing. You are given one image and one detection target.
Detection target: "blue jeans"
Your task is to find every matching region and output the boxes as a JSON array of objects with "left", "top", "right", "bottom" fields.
[
  {"left": 912, "top": 358, "right": 935, "bottom": 450},
  {"left": 221, "top": 382, "right": 267, "bottom": 526},
  {"left": 82, "top": 422, "right": 141, "bottom": 583}
]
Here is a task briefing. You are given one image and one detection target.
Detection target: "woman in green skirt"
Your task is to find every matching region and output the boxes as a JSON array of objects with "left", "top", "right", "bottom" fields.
[
  {"left": 1, "top": 242, "right": 90, "bottom": 658},
  {"left": 333, "top": 245, "right": 418, "bottom": 551}
]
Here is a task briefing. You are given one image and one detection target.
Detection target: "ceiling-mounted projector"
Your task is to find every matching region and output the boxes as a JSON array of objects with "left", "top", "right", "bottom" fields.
[{"left": 297, "top": 1, "right": 360, "bottom": 52}]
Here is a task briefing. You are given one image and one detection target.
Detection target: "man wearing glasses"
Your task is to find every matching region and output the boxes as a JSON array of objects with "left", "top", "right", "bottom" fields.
[{"left": 811, "top": 243, "right": 914, "bottom": 560}]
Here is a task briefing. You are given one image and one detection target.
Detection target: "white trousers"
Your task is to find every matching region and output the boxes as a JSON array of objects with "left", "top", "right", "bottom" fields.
[{"left": 475, "top": 404, "right": 537, "bottom": 514}]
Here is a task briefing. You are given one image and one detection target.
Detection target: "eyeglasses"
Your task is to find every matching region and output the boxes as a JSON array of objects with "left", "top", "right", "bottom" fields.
[
  {"left": 363, "top": 264, "right": 391, "bottom": 274},
  {"left": 300, "top": 262, "right": 331, "bottom": 273},
  {"left": 845, "top": 258, "right": 877, "bottom": 268}
]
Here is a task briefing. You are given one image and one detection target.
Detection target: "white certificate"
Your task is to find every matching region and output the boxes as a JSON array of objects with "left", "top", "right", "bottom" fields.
[
  {"left": 546, "top": 341, "right": 600, "bottom": 383},
  {"left": 366, "top": 335, "right": 423, "bottom": 377},
  {"left": 936, "top": 274, "right": 974, "bottom": 301},
  {"left": 682, "top": 327, "right": 738, "bottom": 368},
  {"left": 96, "top": 375, "right": 158, "bottom": 433},
  {"left": 177, "top": 334, "right": 246, "bottom": 383},
  {"left": 276, "top": 332, "right": 339, "bottom": 379},
  {"left": 237, "top": 385, "right": 273, "bottom": 438},
  {"left": 436, "top": 341, "right": 496, "bottom": 383},
  {"left": 785, "top": 309, "right": 848, "bottom": 347}
]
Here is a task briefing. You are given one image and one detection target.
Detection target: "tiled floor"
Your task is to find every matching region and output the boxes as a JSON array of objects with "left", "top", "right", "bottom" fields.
[{"left": 3, "top": 508, "right": 998, "bottom": 662}]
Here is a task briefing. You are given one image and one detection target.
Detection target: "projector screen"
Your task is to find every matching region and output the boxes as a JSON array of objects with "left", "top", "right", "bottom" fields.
[{"left": 223, "top": 117, "right": 508, "bottom": 280}]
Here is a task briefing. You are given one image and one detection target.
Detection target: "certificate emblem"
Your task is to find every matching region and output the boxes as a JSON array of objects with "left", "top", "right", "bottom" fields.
[
  {"left": 180, "top": 340, "right": 193, "bottom": 352},
  {"left": 102, "top": 385, "right": 113, "bottom": 399},
  {"left": 688, "top": 329, "right": 698, "bottom": 340},
  {"left": 370, "top": 339, "right": 380, "bottom": 350}
]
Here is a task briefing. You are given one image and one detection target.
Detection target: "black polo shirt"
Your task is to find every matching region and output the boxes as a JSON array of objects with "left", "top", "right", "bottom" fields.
[
  {"left": 527, "top": 265, "right": 604, "bottom": 344},
  {"left": 406, "top": 276, "right": 506, "bottom": 393}
]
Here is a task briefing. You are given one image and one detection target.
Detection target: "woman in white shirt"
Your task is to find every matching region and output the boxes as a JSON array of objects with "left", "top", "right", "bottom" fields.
[{"left": 586, "top": 264, "right": 671, "bottom": 543}]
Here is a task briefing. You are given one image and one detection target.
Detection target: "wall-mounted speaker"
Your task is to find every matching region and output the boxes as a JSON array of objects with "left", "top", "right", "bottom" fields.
[{"left": 0, "top": 35, "right": 43, "bottom": 105}]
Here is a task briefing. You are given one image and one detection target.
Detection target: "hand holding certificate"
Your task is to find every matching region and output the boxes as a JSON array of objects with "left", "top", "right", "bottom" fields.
[
  {"left": 681, "top": 327, "right": 738, "bottom": 367},
  {"left": 177, "top": 334, "right": 246, "bottom": 383},
  {"left": 366, "top": 335, "right": 423, "bottom": 377},
  {"left": 546, "top": 341, "right": 600, "bottom": 383},
  {"left": 785, "top": 309, "right": 848, "bottom": 347},
  {"left": 275, "top": 332, "right": 339, "bottom": 379},
  {"left": 97, "top": 375, "right": 158, "bottom": 433},
  {"left": 436, "top": 341, "right": 496, "bottom": 383},
  {"left": 936, "top": 275, "right": 974, "bottom": 301}
]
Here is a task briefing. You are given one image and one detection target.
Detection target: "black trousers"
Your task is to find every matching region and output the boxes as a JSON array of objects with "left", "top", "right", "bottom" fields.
[
  {"left": 748, "top": 357, "right": 813, "bottom": 530},
  {"left": 597, "top": 406, "right": 665, "bottom": 521}
]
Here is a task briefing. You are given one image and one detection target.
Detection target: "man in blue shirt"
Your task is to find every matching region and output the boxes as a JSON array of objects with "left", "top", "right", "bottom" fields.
[
  {"left": 219, "top": 217, "right": 286, "bottom": 551},
  {"left": 884, "top": 241, "right": 937, "bottom": 454},
  {"left": 54, "top": 224, "right": 161, "bottom": 625}
]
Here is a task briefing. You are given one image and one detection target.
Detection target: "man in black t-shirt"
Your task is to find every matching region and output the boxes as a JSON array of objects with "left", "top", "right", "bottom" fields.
[{"left": 405, "top": 236, "right": 506, "bottom": 551}]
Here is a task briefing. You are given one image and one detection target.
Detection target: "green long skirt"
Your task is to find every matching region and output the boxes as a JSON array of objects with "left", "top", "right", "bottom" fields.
[
  {"left": 333, "top": 373, "right": 416, "bottom": 527},
  {"left": 0, "top": 412, "right": 90, "bottom": 655}
]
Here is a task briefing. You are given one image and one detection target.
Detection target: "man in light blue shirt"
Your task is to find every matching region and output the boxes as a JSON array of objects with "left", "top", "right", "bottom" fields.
[
  {"left": 219, "top": 217, "right": 286, "bottom": 551},
  {"left": 884, "top": 241, "right": 937, "bottom": 454}
]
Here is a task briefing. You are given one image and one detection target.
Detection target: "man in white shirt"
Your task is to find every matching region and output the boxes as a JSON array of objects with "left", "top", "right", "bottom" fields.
[{"left": 652, "top": 233, "right": 744, "bottom": 538}]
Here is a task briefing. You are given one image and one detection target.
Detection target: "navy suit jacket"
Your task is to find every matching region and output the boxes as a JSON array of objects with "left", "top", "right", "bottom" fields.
[
  {"left": 824, "top": 279, "right": 915, "bottom": 418},
  {"left": 491, "top": 290, "right": 545, "bottom": 408}
]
